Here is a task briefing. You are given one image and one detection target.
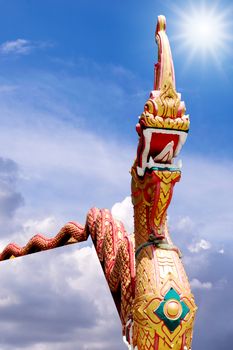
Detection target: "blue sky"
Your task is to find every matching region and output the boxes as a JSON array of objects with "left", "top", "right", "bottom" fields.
[{"left": 0, "top": 1, "right": 232, "bottom": 349}]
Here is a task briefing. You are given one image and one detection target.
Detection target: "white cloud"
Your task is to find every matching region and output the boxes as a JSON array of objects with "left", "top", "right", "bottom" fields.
[
  {"left": 0, "top": 39, "right": 53, "bottom": 55},
  {"left": 175, "top": 216, "right": 194, "bottom": 233},
  {"left": 188, "top": 239, "right": 211, "bottom": 253},
  {"left": 0, "top": 67, "right": 137, "bottom": 349},
  {"left": 170, "top": 155, "right": 233, "bottom": 243},
  {"left": 111, "top": 196, "right": 133, "bottom": 234},
  {"left": 2, "top": 216, "right": 64, "bottom": 248},
  {"left": 183, "top": 253, "right": 210, "bottom": 275},
  {"left": 190, "top": 278, "right": 212, "bottom": 290},
  {"left": 23, "top": 217, "right": 59, "bottom": 235},
  {"left": 0, "top": 39, "right": 32, "bottom": 54},
  {"left": 65, "top": 245, "right": 117, "bottom": 314},
  {"left": 0, "top": 118, "right": 133, "bottom": 225},
  {"left": 0, "top": 63, "right": 136, "bottom": 346},
  {"left": 0, "top": 71, "right": 135, "bottom": 227},
  {"left": 0, "top": 243, "right": 124, "bottom": 350},
  {"left": 0, "top": 294, "right": 19, "bottom": 307}
]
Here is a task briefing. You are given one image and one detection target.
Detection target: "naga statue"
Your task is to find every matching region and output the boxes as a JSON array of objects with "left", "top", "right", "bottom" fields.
[{"left": 0, "top": 15, "right": 197, "bottom": 350}]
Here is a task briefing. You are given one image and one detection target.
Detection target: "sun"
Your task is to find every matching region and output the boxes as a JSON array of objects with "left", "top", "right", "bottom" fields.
[{"left": 170, "top": 2, "right": 233, "bottom": 66}]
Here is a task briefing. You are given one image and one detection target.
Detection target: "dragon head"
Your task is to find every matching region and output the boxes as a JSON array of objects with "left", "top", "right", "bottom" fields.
[
  {"left": 136, "top": 15, "right": 189, "bottom": 177},
  {"left": 131, "top": 15, "right": 190, "bottom": 240}
]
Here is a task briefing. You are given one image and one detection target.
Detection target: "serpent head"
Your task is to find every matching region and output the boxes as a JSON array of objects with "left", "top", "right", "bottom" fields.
[{"left": 136, "top": 15, "right": 189, "bottom": 177}]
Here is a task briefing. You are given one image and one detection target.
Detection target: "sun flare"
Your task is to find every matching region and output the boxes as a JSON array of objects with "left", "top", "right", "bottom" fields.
[{"left": 171, "top": 2, "right": 233, "bottom": 66}]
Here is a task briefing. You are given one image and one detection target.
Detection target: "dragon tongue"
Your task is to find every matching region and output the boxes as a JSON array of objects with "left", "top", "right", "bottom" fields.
[{"left": 154, "top": 141, "right": 174, "bottom": 163}]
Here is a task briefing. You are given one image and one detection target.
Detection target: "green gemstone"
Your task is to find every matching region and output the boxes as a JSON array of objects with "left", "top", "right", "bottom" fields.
[{"left": 154, "top": 288, "right": 190, "bottom": 332}]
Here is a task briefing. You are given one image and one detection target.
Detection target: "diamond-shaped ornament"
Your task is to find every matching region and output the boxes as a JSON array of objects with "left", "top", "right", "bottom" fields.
[{"left": 154, "top": 288, "right": 190, "bottom": 332}]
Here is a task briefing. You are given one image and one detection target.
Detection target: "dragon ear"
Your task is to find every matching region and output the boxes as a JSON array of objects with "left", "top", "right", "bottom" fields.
[{"left": 154, "top": 15, "right": 176, "bottom": 91}]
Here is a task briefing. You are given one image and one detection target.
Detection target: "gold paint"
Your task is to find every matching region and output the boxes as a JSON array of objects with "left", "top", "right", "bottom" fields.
[
  {"left": 153, "top": 171, "right": 180, "bottom": 232},
  {"left": 157, "top": 83, "right": 181, "bottom": 118},
  {"left": 163, "top": 300, "right": 182, "bottom": 320},
  {"left": 133, "top": 289, "right": 196, "bottom": 349},
  {"left": 140, "top": 113, "right": 190, "bottom": 130}
]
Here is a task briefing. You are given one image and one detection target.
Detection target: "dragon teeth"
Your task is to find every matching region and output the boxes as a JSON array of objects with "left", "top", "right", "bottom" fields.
[
  {"left": 136, "top": 159, "right": 183, "bottom": 176},
  {"left": 136, "top": 166, "right": 145, "bottom": 176},
  {"left": 137, "top": 128, "right": 187, "bottom": 176},
  {"left": 148, "top": 156, "right": 155, "bottom": 168},
  {"left": 154, "top": 141, "right": 174, "bottom": 162}
]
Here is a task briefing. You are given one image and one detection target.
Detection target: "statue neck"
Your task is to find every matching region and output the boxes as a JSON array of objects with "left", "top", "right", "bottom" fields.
[{"left": 131, "top": 168, "right": 181, "bottom": 250}]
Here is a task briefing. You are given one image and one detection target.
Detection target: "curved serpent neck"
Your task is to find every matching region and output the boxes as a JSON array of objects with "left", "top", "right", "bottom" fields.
[
  {"left": 131, "top": 166, "right": 181, "bottom": 248},
  {"left": 129, "top": 15, "right": 196, "bottom": 350}
]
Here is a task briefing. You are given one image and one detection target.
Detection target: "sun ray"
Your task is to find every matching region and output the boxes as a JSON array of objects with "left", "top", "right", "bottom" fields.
[{"left": 169, "top": 1, "right": 233, "bottom": 68}]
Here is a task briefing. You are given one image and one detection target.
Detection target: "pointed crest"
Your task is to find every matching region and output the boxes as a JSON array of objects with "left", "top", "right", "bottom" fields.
[{"left": 154, "top": 15, "right": 176, "bottom": 91}]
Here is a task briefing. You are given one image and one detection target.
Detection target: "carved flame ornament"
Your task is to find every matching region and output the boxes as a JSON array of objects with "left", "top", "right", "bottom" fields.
[{"left": 0, "top": 15, "right": 196, "bottom": 350}]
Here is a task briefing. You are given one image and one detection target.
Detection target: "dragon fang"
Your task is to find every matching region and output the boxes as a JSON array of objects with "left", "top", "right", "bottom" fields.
[{"left": 0, "top": 15, "right": 197, "bottom": 350}]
